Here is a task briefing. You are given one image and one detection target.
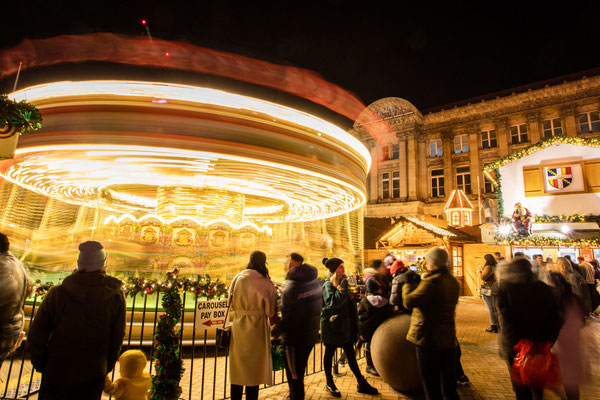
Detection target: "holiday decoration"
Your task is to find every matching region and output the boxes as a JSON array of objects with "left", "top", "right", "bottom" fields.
[
  {"left": 149, "top": 269, "right": 185, "bottom": 400},
  {"left": 122, "top": 274, "right": 228, "bottom": 300},
  {"left": 498, "top": 236, "right": 600, "bottom": 248},
  {"left": 533, "top": 214, "right": 600, "bottom": 223},
  {"left": 512, "top": 203, "right": 532, "bottom": 236},
  {"left": 0, "top": 94, "right": 43, "bottom": 135}
]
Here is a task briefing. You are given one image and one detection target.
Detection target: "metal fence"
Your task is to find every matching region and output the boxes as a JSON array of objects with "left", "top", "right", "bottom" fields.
[{"left": 1, "top": 290, "right": 362, "bottom": 400}]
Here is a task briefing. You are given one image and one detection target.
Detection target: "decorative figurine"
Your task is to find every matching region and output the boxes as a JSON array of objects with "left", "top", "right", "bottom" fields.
[{"left": 511, "top": 203, "right": 532, "bottom": 236}]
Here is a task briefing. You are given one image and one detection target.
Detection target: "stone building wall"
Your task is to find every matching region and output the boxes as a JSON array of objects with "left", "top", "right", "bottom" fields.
[{"left": 351, "top": 74, "right": 600, "bottom": 224}]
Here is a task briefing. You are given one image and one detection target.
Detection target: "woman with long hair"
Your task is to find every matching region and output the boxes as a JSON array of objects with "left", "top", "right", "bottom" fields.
[
  {"left": 555, "top": 257, "right": 591, "bottom": 314},
  {"left": 228, "top": 251, "right": 277, "bottom": 400},
  {"left": 320, "top": 257, "right": 378, "bottom": 397},
  {"left": 479, "top": 254, "right": 499, "bottom": 333}
]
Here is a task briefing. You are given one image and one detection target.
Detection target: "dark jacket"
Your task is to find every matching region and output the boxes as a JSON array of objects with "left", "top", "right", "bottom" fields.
[
  {"left": 402, "top": 268, "right": 459, "bottom": 349},
  {"left": 272, "top": 264, "right": 323, "bottom": 346},
  {"left": 389, "top": 270, "right": 420, "bottom": 313},
  {"left": 320, "top": 280, "right": 357, "bottom": 345},
  {"left": 497, "top": 266, "right": 561, "bottom": 359},
  {"left": 357, "top": 295, "right": 393, "bottom": 342},
  {"left": 28, "top": 272, "right": 126, "bottom": 385}
]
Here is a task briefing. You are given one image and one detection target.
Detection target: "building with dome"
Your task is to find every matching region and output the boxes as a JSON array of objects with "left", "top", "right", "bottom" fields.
[{"left": 352, "top": 72, "right": 600, "bottom": 226}]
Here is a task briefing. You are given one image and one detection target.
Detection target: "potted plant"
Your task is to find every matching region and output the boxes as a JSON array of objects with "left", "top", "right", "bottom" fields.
[{"left": 0, "top": 94, "right": 43, "bottom": 159}]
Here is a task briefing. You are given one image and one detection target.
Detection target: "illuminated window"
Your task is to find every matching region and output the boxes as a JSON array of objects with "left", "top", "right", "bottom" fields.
[
  {"left": 481, "top": 130, "right": 497, "bottom": 149},
  {"left": 429, "top": 139, "right": 443, "bottom": 157},
  {"left": 463, "top": 212, "right": 471, "bottom": 226},
  {"left": 454, "top": 134, "right": 469, "bottom": 154},
  {"left": 381, "top": 143, "right": 400, "bottom": 161},
  {"left": 431, "top": 169, "right": 445, "bottom": 198},
  {"left": 456, "top": 166, "right": 471, "bottom": 194},
  {"left": 579, "top": 111, "right": 600, "bottom": 134},
  {"left": 542, "top": 118, "right": 562, "bottom": 139},
  {"left": 452, "top": 212, "right": 459, "bottom": 225},
  {"left": 392, "top": 171, "right": 400, "bottom": 199},
  {"left": 510, "top": 124, "right": 528, "bottom": 144},
  {"left": 452, "top": 246, "right": 463, "bottom": 277},
  {"left": 382, "top": 172, "right": 390, "bottom": 199}
]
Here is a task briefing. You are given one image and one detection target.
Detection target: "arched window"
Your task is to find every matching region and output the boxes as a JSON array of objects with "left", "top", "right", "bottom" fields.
[
  {"left": 452, "top": 212, "right": 459, "bottom": 226},
  {"left": 463, "top": 212, "right": 471, "bottom": 226}
]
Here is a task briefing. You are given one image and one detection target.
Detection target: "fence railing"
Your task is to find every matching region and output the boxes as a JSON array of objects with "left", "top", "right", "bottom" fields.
[{"left": 1, "top": 290, "right": 362, "bottom": 400}]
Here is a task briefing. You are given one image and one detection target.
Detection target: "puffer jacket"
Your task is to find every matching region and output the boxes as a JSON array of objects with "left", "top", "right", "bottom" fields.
[
  {"left": 402, "top": 268, "right": 459, "bottom": 349},
  {"left": 389, "top": 270, "right": 420, "bottom": 313},
  {"left": 272, "top": 264, "right": 323, "bottom": 346},
  {"left": 28, "top": 271, "right": 126, "bottom": 385},
  {"left": 0, "top": 252, "right": 29, "bottom": 342},
  {"left": 104, "top": 350, "right": 151, "bottom": 400},
  {"left": 357, "top": 295, "right": 393, "bottom": 341},
  {"left": 320, "top": 280, "right": 358, "bottom": 345}
]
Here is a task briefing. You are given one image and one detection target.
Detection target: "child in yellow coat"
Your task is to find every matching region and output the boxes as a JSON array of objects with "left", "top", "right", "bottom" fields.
[{"left": 105, "top": 350, "right": 152, "bottom": 400}]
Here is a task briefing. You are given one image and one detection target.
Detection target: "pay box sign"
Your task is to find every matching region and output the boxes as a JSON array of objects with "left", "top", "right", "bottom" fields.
[{"left": 195, "top": 299, "right": 229, "bottom": 329}]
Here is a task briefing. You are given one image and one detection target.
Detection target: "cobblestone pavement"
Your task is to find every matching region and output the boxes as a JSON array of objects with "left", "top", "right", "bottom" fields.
[{"left": 255, "top": 297, "right": 600, "bottom": 400}]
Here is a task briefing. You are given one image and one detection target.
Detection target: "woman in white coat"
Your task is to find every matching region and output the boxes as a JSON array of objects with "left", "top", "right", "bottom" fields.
[{"left": 229, "top": 251, "right": 277, "bottom": 400}]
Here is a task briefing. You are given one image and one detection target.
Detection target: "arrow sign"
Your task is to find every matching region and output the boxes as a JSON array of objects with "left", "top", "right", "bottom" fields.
[
  {"left": 195, "top": 299, "right": 229, "bottom": 330},
  {"left": 202, "top": 319, "right": 225, "bottom": 327}
]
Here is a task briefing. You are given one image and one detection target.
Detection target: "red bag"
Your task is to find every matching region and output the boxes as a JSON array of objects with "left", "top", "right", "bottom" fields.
[{"left": 510, "top": 339, "right": 560, "bottom": 388}]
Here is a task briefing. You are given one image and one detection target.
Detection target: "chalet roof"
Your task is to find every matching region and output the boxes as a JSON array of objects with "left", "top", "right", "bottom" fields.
[
  {"left": 444, "top": 189, "right": 474, "bottom": 211},
  {"left": 377, "top": 216, "right": 477, "bottom": 249}
]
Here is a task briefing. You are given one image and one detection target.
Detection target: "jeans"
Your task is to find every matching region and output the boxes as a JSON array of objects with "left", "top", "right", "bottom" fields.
[
  {"left": 482, "top": 294, "right": 499, "bottom": 327},
  {"left": 455, "top": 342, "right": 465, "bottom": 378},
  {"left": 284, "top": 344, "right": 313, "bottom": 400},
  {"left": 38, "top": 377, "right": 104, "bottom": 400},
  {"left": 324, "top": 342, "right": 366, "bottom": 385},
  {"left": 231, "top": 384, "right": 258, "bottom": 400},
  {"left": 415, "top": 346, "right": 459, "bottom": 400}
]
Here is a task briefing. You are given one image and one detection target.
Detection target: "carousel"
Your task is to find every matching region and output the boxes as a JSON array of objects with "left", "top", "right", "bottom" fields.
[{"left": 1, "top": 81, "right": 370, "bottom": 280}]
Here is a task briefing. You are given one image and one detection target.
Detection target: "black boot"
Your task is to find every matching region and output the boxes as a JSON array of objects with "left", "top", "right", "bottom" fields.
[
  {"left": 357, "top": 380, "right": 379, "bottom": 395},
  {"left": 325, "top": 381, "right": 341, "bottom": 398},
  {"left": 485, "top": 325, "right": 498, "bottom": 333}
]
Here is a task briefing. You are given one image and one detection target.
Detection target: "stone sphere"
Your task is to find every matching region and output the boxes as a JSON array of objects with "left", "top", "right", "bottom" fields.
[{"left": 371, "top": 313, "right": 423, "bottom": 393}]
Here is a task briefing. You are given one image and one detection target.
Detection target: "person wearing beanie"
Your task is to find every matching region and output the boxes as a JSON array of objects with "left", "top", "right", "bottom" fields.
[
  {"left": 320, "top": 258, "right": 378, "bottom": 397},
  {"left": 402, "top": 247, "right": 460, "bottom": 400},
  {"left": 358, "top": 278, "right": 392, "bottom": 376},
  {"left": 28, "top": 241, "right": 126, "bottom": 400},
  {"left": 104, "top": 350, "right": 151, "bottom": 400}
]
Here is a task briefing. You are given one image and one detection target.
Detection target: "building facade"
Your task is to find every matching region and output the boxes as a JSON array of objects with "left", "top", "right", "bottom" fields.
[{"left": 351, "top": 74, "right": 600, "bottom": 224}]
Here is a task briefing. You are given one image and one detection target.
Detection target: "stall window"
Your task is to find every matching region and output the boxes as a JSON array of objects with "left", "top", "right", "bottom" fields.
[
  {"left": 452, "top": 212, "right": 460, "bottom": 226},
  {"left": 452, "top": 246, "right": 463, "bottom": 277}
]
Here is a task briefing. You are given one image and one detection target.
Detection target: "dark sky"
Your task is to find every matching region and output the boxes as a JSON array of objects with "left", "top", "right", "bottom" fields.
[{"left": 2, "top": 1, "right": 600, "bottom": 113}]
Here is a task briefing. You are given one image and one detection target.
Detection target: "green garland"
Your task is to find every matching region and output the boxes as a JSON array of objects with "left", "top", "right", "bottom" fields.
[
  {"left": 494, "top": 168, "right": 504, "bottom": 217},
  {"left": 534, "top": 214, "right": 600, "bottom": 223},
  {"left": 123, "top": 273, "right": 228, "bottom": 300},
  {"left": 0, "top": 94, "right": 43, "bottom": 134},
  {"left": 498, "top": 236, "right": 600, "bottom": 247},
  {"left": 150, "top": 279, "right": 185, "bottom": 400}
]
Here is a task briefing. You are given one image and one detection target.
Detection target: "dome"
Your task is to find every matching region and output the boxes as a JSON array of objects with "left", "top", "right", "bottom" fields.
[{"left": 354, "top": 97, "right": 424, "bottom": 128}]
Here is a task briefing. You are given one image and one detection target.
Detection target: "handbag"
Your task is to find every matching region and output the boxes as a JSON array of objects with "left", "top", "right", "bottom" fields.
[
  {"left": 271, "top": 344, "right": 285, "bottom": 371},
  {"left": 480, "top": 285, "right": 492, "bottom": 297},
  {"left": 510, "top": 339, "right": 560, "bottom": 388},
  {"left": 216, "top": 278, "right": 236, "bottom": 349}
]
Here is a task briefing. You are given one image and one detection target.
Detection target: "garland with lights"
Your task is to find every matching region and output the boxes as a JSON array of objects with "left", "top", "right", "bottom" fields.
[
  {"left": 150, "top": 270, "right": 184, "bottom": 400},
  {"left": 498, "top": 236, "right": 600, "bottom": 247},
  {"left": 0, "top": 94, "right": 43, "bottom": 134},
  {"left": 493, "top": 168, "right": 504, "bottom": 217},
  {"left": 534, "top": 214, "right": 600, "bottom": 223},
  {"left": 123, "top": 274, "right": 228, "bottom": 300}
]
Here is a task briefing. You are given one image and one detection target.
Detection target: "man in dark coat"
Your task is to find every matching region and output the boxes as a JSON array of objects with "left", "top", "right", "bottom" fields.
[
  {"left": 497, "top": 257, "right": 561, "bottom": 399},
  {"left": 28, "top": 241, "right": 126, "bottom": 400},
  {"left": 272, "top": 253, "right": 323, "bottom": 400},
  {"left": 403, "top": 247, "right": 460, "bottom": 400}
]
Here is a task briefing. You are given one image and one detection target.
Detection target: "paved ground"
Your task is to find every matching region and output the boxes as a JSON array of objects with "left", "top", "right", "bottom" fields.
[{"left": 4, "top": 297, "right": 599, "bottom": 399}]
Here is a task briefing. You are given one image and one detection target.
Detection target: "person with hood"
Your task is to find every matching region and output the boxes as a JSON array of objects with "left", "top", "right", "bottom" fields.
[
  {"left": 28, "top": 241, "right": 126, "bottom": 400},
  {"left": 402, "top": 247, "right": 460, "bottom": 400},
  {"left": 272, "top": 252, "right": 322, "bottom": 400},
  {"left": 479, "top": 254, "right": 499, "bottom": 333},
  {"left": 0, "top": 233, "right": 30, "bottom": 369},
  {"left": 104, "top": 350, "right": 151, "bottom": 400},
  {"left": 321, "top": 257, "right": 378, "bottom": 397},
  {"left": 228, "top": 250, "right": 277, "bottom": 400},
  {"left": 497, "top": 257, "right": 561, "bottom": 399},
  {"left": 389, "top": 259, "right": 420, "bottom": 313},
  {"left": 357, "top": 278, "right": 392, "bottom": 376}
]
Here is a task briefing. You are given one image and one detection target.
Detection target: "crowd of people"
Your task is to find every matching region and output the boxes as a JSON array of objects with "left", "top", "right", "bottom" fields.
[{"left": 1, "top": 229, "right": 599, "bottom": 400}]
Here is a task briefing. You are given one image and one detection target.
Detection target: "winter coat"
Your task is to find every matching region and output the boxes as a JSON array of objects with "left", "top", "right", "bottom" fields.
[
  {"left": 565, "top": 270, "right": 592, "bottom": 314},
  {"left": 104, "top": 350, "right": 151, "bottom": 400},
  {"left": 497, "top": 269, "right": 561, "bottom": 359},
  {"left": 320, "top": 281, "right": 358, "bottom": 345},
  {"left": 389, "top": 270, "right": 420, "bottom": 313},
  {"left": 402, "top": 268, "right": 459, "bottom": 349},
  {"left": 0, "top": 251, "right": 29, "bottom": 357},
  {"left": 480, "top": 263, "right": 498, "bottom": 295},
  {"left": 357, "top": 295, "right": 393, "bottom": 342},
  {"left": 27, "top": 272, "right": 126, "bottom": 385},
  {"left": 229, "top": 269, "right": 277, "bottom": 386},
  {"left": 272, "top": 264, "right": 322, "bottom": 346}
]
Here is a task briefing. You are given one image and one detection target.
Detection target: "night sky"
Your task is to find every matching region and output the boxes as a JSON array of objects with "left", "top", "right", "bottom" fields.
[{"left": 2, "top": 1, "right": 600, "bottom": 117}]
